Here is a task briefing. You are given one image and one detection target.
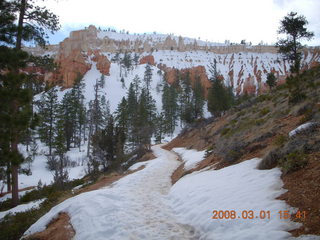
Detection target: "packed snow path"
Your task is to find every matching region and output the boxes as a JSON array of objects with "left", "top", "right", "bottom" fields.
[{"left": 25, "top": 145, "right": 200, "bottom": 239}]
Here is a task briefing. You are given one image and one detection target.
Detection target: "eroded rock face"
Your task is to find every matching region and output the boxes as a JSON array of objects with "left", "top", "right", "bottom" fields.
[
  {"left": 89, "top": 49, "right": 111, "bottom": 76},
  {"left": 48, "top": 49, "right": 110, "bottom": 88},
  {"left": 54, "top": 49, "right": 91, "bottom": 88},
  {"left": 161, "top": 65, "right": 211, "bottom": 95},
  {"left": 26, "top": 25, "right": 320, "bottom": 92},
  {"left": 139, "top": 55, "right": 155, "bottom": 65}
]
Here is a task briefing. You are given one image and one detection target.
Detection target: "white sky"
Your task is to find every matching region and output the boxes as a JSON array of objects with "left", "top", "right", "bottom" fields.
[{"left": 42, "top": 0, "right": 320, "bottom": 46}]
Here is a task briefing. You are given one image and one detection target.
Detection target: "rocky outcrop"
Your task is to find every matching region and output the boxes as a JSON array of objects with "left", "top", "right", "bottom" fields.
[
  {"left": 89, "top": 49, "right": 111, "bottom": 75},
  {"left": 24, "top": 25, "right": 320, "bottom": 91},
  {"left": 161, "top": 65, "right": 211, "bottom": 95},
  {"left": 139, "top": 55, "right": 155, "bottom": 65},
  {"left": 54, "top": 49, "right": 91, "bottom": 88}
]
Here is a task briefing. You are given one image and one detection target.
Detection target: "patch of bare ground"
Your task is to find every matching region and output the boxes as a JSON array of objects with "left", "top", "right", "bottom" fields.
[
  {"left": 278, "top": 152, "right": 320, "bottom": 236},
  {"left": 25, "top": 212, "right": 75, "bottom": 240}
]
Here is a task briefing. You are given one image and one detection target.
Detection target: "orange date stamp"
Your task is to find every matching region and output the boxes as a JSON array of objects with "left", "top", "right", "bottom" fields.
[{"left": 211, "top": 210, "right": 307, "bottom": 220}]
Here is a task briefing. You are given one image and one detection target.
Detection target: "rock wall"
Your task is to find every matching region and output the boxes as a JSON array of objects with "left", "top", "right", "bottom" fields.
[{"left": 25, "top": 25, "right": 320, "bottom": 92}]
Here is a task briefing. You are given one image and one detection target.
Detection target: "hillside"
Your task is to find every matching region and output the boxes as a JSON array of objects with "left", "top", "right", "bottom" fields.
[
  {"left": 165, "top": 66, "right": 320, "bottom": 237},
  {"left": 1, "top": 67, "right": 319, "bottom": 240},
  {"left": 25, "top": 25, "right": 320, "bottom": 94}
]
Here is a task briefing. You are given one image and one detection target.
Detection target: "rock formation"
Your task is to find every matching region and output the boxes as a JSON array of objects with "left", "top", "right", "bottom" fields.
[{"left": 24, "top": 25, "right": 320, "bottom": 93}]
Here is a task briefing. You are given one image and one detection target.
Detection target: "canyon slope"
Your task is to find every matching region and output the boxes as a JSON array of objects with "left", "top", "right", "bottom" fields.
[{"left": 26, "top": 25, "right": 320, "bottom": 94}]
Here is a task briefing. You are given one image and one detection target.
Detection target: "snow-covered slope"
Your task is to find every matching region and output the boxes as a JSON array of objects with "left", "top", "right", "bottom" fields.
[
  {"left": 25, "top": 25, "right": 320, "bottom": 95},
  {"left": 24, "top": 146, "right": 304, "bottom": 240}
]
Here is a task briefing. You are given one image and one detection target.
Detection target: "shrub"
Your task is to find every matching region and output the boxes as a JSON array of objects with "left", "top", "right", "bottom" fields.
[
  {"left": 257, "top": 94, "right": 272, "bottom": 102},
  {"left": 259, "top": 107, "right": 270, "bottom": 116},
  {"left": 273, "top": 134, "right": 288, "bottom": 147},
  {"left": 279, "top": 151, "right": 308, "bottom": 173},
  {"left": 254, "top": 118, "right": 266, "bottom": 126},
  {"left": 221, "top": 127, "right": 231, "bottom": 136},
  {"left": 236, "top": 110, "right": 245, "bottom": 118},
  {"left": 288, "top": 89, "right": 306, "bottom": 104},
  {"left": 258, "top": 149, "right": 282, "bottom": 169}
]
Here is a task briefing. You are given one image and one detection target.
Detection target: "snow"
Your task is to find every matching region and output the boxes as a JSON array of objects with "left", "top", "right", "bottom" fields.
[
  {"left": 0, "top": 189, "right": 33, "bottom": 202},
  {"left": 97, "top": 30, "right": 225, "bottom": 48},
  {"left": 24, "top": 146, "right": 304, "bottom": 239},
  {"left": 127, "top": 160, "right": 150, "bottom": 171},
  {"left": 74, "top": 62, "right": 164, "bottom": 113},
  {"left": 0, "top": 199, "right": 45, "bottom": 219},
  {"left": 14, "top": 141, "right": 87, "bottom": 189},
  {"left": 288, "top": 122, "right": 318, "bottom": 138},
  {"left": 24, "top": 145, "right": 199, "bottom": 239},
  {"left": 172, "top": 147, "right": 206, "bottom": 171},
  {"left": 169, "top": 157, "right": 300, "bottom": 240}
]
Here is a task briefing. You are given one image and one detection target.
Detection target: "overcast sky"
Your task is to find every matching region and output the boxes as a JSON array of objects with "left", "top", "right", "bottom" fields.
[{"left": 42, "top": 0, "right": 320, "bottom": 46}]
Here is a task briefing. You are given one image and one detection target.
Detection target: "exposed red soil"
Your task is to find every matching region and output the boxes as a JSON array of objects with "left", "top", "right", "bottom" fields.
[
  {"left": 26, "top": 212, "right": 75, "bottom": 240},
  {"left": 279, "top": 152, "right": 320, "bottom": 236}
]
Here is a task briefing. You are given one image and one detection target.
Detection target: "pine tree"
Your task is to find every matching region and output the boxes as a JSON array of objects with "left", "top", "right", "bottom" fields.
[
  {"left": 276, "top": 12, "right": 314, "bottom": 74},
  {"left": 136, "top": 88, "right": 156, "bottom": 150},
  {"left": 114, "top": 97, "right": 128, "bottom": 157},
  {"left": 133, "top": 53, "right": 139, "bottom": 66},
  {"left": 38, "top": 87, "right": 59, "bottom": 155},
  {"left": 162, "top": 80, "right": 178, "bottom": 135},
  {"left": 91, "top": 115, "right": 115, "bottom": 171},
  {"left": 126, "top": 83, "right": 139, "bottom": 149},
  {"left": 179, "top": 72, "right": 194, "bottom": 124},
  {"left": 266, "top": 72, "right": 277, "bottom": 90},
  {"left": 143, "top": 63, "right": 153, "bottom": 91},
  {"left": 52, "top": 108, "right": 69, "bottom": 189},
  {"left": 87, "top": 79, "right": 109, "bottom": 156},
  {"left": 70, "top": 75, "right": 86, "bottom": 149},
  {"left": 192, "top": 76, "right": 205, "bottom": 119},
  {"left": 154, "top": 112, "right": 166, "bottom": 144},
  {"left": 121, "top": 52, "right": 132, "bottom": 70},
  {"left": 207, "top": 60, "right": 234, "bottom": 117},
  {"left": 0, "top": 0, "right": 59, "bottom": 206},
  {"left": 98, "top": 74, "right": 105, "bottom": 88}
]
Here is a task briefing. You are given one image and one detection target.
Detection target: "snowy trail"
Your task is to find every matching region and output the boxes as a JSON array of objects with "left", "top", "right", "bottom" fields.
[{"left": 25, "top": 145, "right": 200, "bottom": 240}]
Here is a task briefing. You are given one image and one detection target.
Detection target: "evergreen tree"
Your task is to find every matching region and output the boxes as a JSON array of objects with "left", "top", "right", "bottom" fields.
[
  {"left": 121, "top": 52, "right": 132, "bottom": 70},
  {"left": 38, "top": 87, "right": 59, "bottom": 155},
  {"left": 60, "top": 93, "right": 74, "bottom": 150},
  {"left": 52, "top": 111, "right": 69, "bottom": 189},
  {"left": 276, "top": 12, "right": 314, "bottom": 74},
  {"left": 0, "top": 0, "right": 59, "bottom": 206},
  {"left": 126, "top": 83, "right": 139, "bottom": 149},
  {"left": 136, "top": 88, "right": 156, "bottom": 150},
  {"left": 91, "top": 115, "right": 115, "bottom": 171},
  {"left": 133, "top": 53, "right": 139, "bottom": 66},
  {"left": 143, "top": 63, "right": 153, "bottom": 91},
  {"left": 162, "top": 80, "right": 178, "bottom": 135},
  {"left": 114, "top": 97, "right": 128, "bottom": 156},
  {"left": 266, "top": 72, "right": 277, "bottom": 90},
  {"left": 87, "top": 79, "right": 109, "bottom": 156},
  {"left": 192, "top": 76, "right": 205, "bottom": 119},
  {"left": 154, "top": 112, "right": 166, "bottom": 144},
  {"left": 207, "top": 60, "right": 234, "bottom": 117},
  {"left": 179, "top": 72, "right": 194, "bottom": 124},
  {"left": 98, "top": 74, "right": 105, "bottom": 88},
  {"left": 132, "top": 75, "right": 141, "bottom": 96}
]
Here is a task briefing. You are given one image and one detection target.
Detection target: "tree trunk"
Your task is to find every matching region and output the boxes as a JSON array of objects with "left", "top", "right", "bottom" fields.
[
  {"left": 16, "top": 0, "right": 27, "bottom": 50},
  {"left": 11, "top": 165, "right": 19, "bottom": 207},
  {"left": 6, "top": 161, "right": 11, "bottom": 192}
]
